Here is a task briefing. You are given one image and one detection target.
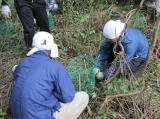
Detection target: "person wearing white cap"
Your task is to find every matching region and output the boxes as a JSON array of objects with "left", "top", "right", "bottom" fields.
[
  {"left": 13, "top": 0, "right": 59, "bottom": 48},
  {"left": 10, "top": 31, "right": 89, "bottom": 119},
  {"left": 94, "top": 20, "right": 149, "bottom": 80}
]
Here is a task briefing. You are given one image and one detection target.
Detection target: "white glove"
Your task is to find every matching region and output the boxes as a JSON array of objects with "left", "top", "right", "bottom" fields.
[
  {"left": 1, "top": 5, "right": 11, "bottom": 18},
  {"left": 48, "top": 0, "right": 58, "bottom": 11},
  {"left": 96, "top": 72, "right": 104, "bottom": 80},
  {"left": 12, "top": 65, "right": 18, "bottom": 72},
  {"left": 93, "top": 68, "right": 100, "bottom": 75}
]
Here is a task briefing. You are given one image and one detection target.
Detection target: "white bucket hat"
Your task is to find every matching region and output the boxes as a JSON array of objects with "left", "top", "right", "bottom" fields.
[
  {"left": 27, "top": 31, "right": 58, "bottom": 58},
  {"left": 103, "top": 20, "right": 125, "bottom": 39}
]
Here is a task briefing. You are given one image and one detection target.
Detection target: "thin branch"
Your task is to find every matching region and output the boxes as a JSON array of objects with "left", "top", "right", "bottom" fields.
[
  {"left": 100, "top": 88, "right": 147, "bottom": 110},
  {"left": 142, "top": 13, "right": 160, "bottom": 74}
]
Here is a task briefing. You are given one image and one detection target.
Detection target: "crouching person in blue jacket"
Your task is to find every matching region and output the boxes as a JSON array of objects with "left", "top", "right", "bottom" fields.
[
  {"left": 94, "top": 20, "right": 149, "bottom": 80},
  {"left": 10, "top": 31, "right": 89, "bottom": 119}
]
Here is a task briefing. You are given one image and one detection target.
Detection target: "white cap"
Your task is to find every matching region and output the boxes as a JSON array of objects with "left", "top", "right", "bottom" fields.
[
  {"left": 27, "top": 31, "right": 59, "bottom": 58},
  {"left": 103, "top": 20, "right": 125, "bottom": 39}
]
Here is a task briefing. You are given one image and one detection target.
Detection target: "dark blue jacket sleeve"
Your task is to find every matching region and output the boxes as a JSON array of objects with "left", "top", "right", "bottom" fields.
[
  {"left": 53, "top": 64, "right": 76, "bottom": 103},
  {"left": 96, "top": 39, "right": 113, "bottom": 69},
  {"left": 123, "top": 41, "right": 138, "bottom": 62}
]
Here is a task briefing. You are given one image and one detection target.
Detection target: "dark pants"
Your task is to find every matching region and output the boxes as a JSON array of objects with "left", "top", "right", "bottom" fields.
[
  {"left": 15, "top": 3, "right": 50, "bottom": 48},
  {"left": 104, "top": 53, "right": 146, "bottom": 79},
  {"left": 127, "top": 58, "right": 146, "bottom": 77}
]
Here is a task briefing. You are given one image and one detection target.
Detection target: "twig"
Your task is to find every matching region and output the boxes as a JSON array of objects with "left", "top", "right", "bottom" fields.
[
  {"left": 132, "top": 99, "right": 150, "bottom": 119},
  {"left": 150, "top": 109, "right": 160, "bottom": 118},
  {"left": 87, "top": 105, "right": 92, "bottom": 116},
  {"left": 125, "top": 0, "right": 145, "bottom": 26},
  {"left": 78, "top": 73, "right": 81, "bottom": 91},
  {"left": 142, "top": 13, "right": 160, "bottom": 74},
  {"left": 100, "top": 88, "right": 146, "bottom": 110},
  {"left": 0, "top": 82, "right": 12, "bottom": 99},
  {"left": 115, "top": 112, "right": 126, "bottom": 119}
]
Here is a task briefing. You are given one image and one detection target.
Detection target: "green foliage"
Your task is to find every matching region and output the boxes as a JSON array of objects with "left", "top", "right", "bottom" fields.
[
  {"left": 104, "top": 78, "right": 135, "bottom": 95},
  {"left": 103, "top": 60, "right": 160, "bottom": 96},
  {"left": 94, "top": 110, "right": 120, "bottom": 119},
  {"left": 0, "top": 21, "right": 15, "bottom": 35},
  {"left": 130, "top": 12, "right": 147, "bottom": 29},
  {"left": 0, "top": 31, "right": 25, "bottom": 52},
  {"left": 155, "top": 112, "right": 160, "bottom": 119},
  {"left": 0, "top": 0, "right": 160, "bottom": 118},
  {"left": 0, "top": 109, "right": 6, "bottom": 119}
]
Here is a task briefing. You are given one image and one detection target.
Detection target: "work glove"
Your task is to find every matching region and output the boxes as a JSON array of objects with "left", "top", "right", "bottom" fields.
[
  {"left": 93, "top": 67, "right": 100, "bottom": 75},
  {"left": 93, "top": 68, "right": 104, "bottom": 80},
  {"left": 1, "top": 5, "right": 11, "bottom": 18},
  {"left": 96, "top": 72, "right": 104, "bottom": 80},
  {"left": 48, "top": 0, "right": 58, "bottom": 11}
]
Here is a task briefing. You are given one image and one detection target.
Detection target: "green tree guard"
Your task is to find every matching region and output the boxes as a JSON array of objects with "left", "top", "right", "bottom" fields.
[
  {"left": 0, "top": 21, "right": 14, "bottom": 35},
  {"left": 48, "top": 13, "right": 55, "bottom": 30}
]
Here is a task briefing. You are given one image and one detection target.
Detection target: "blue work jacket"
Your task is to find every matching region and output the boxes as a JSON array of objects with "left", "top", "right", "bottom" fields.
[
  {"left": 96, "top": 27, "right": 149, "bottom": 78},
  {"left": 10, "top": 51, "right": 76, "bottom": 119}
]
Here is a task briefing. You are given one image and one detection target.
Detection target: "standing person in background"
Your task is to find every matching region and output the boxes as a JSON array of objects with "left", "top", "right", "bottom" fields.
[
  {"left": 1, "top": 0, "right": 58, "bottom": 48},
  {"left": 14, "top": 0, "right": 50, "bottom": 48},
  {"left": 10, "top": 32, "right": 89, "bottom": 119},
  {"left": 1, "top": 0, "right": 11, "bottom": 18}
]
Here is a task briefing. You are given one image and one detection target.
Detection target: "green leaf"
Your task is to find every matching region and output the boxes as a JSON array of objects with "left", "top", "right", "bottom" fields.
[{"left": 120, "top": 85, "right": 129, "bottom": 93}]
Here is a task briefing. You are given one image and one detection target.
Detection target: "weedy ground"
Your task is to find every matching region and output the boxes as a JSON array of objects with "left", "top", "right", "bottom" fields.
[{"left": 0, "top": 0, "right": 160, "bottom": 119}]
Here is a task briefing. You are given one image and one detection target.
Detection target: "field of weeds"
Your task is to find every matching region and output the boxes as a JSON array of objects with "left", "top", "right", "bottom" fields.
[{"left": 0, "top": 0, "right": 160, "bottom": 118}]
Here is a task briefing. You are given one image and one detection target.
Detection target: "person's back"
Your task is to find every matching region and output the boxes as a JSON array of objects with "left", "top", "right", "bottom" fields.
[
  {"left": 10, "top": 32, "right": 89, "bottom": 119},
  {"left": 121, "top": 27, "right": 149, "bottom": 61},
  {"left": 10, "top": 51, "right": 76, "bottom": 119}
]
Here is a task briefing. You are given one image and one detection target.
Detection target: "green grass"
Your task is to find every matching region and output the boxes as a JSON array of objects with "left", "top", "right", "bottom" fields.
[{"left": 0, "top": 0, "right": 160, "bottom": 119}]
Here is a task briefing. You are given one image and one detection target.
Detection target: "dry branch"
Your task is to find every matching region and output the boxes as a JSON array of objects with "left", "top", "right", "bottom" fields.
[
  {"left": 100, "top": 88, "right": 146, "bottom": 110},
  {"left": 125, "top": 0, "right": 145, "bottom": 25},
  {"left": 143, "top": 13, "right": 160, "bottom": 74}
]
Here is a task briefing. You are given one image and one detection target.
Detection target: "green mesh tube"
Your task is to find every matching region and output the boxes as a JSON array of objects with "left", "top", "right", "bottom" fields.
[
  {"left": 0, "top": 21, "right": 14, "bottom": 35},
  {"left": 48, "top": 13, "right": 55, "bottom": 30},
  {"left": 66, "top": 55, "right": 96, "bottom": 96}
]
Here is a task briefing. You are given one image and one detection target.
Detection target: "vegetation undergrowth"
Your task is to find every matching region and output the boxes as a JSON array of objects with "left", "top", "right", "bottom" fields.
[{"left": 0, "top": 0, "right": 160, "bottom": 119}]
